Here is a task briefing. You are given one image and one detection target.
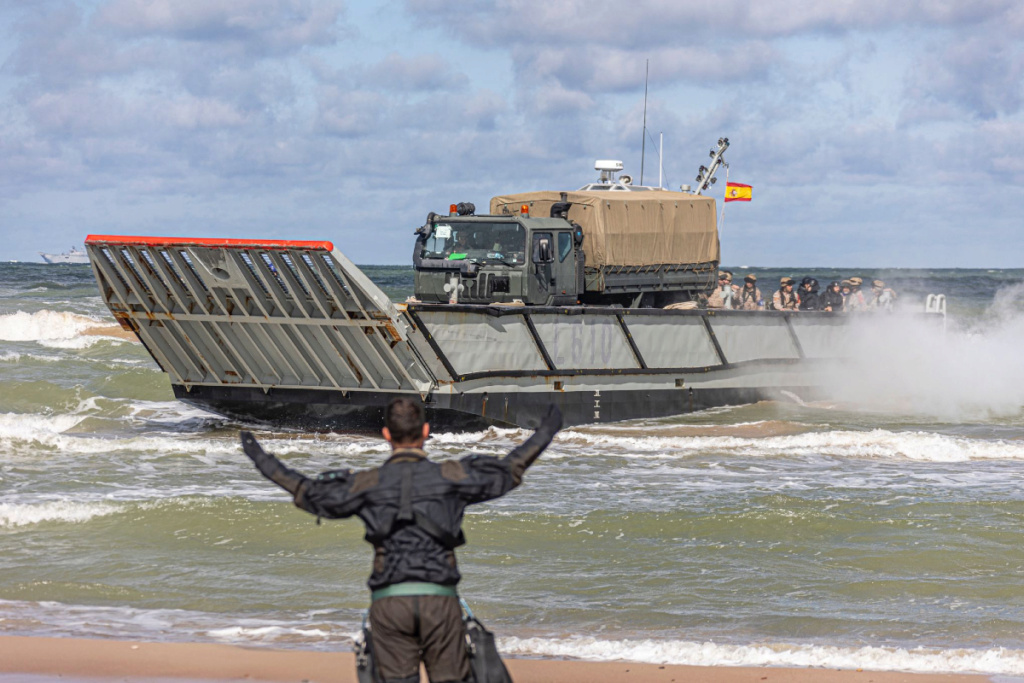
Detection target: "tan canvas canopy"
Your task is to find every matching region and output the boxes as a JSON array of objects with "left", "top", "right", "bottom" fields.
[{"left": 490, "top": 190, "right": 719, "bottom": 268}]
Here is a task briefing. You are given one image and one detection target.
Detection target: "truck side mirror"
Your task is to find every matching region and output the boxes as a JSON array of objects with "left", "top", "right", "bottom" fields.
[{"left": 538, "top": 238, "right": 553, "bottom": 263}]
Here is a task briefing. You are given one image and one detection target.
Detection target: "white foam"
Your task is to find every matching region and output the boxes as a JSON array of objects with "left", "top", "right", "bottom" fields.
[
  {"left": 126, "top": 400, "right": 226, "bottom": 425},
  {"left": 555, "top": 428, "right": 1024, "bottom": 462},
  {"left": 207, "top": 625, "right": 331, "bottom": 640},
  {"left": 0, "top": 350, "right": 60, "bottom": 363},
  {"left": 38, "top": 336, "right": 117, "bottom": 349},
  {"left": 0, "top": 413, "right": 85, "bottom": 443},
  {"left": 0, "top": 500, "right": 121, "bottom": 528},
  {"left": 428, "top": 427, "right": 526, "bottom": 444},
  {"left": 0, "top": 310, "right": 101, "bottom": 342},
  {"left": 500, "top": 636, "right": 1024, "bottom": 676}
]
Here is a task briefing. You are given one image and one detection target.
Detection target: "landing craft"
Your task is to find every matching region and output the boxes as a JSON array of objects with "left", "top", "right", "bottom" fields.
[{"left": 82, "top": 141, "right": 942, "bottom": 431}]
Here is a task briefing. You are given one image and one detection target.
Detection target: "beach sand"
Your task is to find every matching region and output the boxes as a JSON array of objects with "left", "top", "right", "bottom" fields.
[{"left": 0, "top": 635, "right": 991, "bottom": 683}]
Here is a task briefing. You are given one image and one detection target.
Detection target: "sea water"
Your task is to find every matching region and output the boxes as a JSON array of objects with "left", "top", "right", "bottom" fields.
[{"left": 1, "top": 263, "right": 1024, "bottom": 675}]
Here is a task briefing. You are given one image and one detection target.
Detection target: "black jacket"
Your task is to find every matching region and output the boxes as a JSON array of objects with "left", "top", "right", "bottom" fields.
[
  {"left": 821, "top": 288, "right": 844, "bottom": 311},
  {"left": 798, "top": 284, "right": 821, "bottom": 310},
  {"left": 241, "top": 408, "right": 561, "bottom": 590}
]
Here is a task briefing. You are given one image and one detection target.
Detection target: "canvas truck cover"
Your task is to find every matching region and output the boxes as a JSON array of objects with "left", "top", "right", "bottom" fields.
[{"left": 490, "top": 190, "right": 720, "bottom": 268}]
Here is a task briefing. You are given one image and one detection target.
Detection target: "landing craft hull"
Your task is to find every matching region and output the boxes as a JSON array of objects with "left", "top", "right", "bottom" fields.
[
  {"left": 171, "top": 381, "right": 822, "bottom": 432},
  {"left": 84, "top": 235, "right": 851, "bottom": 431}
]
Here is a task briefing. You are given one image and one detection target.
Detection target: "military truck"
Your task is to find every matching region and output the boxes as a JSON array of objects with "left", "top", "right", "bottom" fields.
[{"left": 413, "top": 162, "right": 720, "bottom": 309}]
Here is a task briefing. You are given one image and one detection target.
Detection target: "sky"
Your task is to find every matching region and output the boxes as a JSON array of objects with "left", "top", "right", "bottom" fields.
[{"left": 1, "top": 0, "right": 1022, "bottom": 268}]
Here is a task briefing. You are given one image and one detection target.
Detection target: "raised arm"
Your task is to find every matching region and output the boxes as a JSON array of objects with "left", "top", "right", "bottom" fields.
[
  {"left": 457, "top": 404, "right": 563, "bottom": 504},
  {"left": 240, "top": 431, "right": 365, "bottom": 519},
  {"left": 503, "top": 404, "right": 563, "bottom": 486},
  {"left": 240, "top": 431, "right": 307, "bottom": 494}
]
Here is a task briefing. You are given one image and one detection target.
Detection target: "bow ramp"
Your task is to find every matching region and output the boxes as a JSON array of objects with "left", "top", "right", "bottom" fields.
[{"left": 84, "top": 236, "right": 435, "bottom": 404}]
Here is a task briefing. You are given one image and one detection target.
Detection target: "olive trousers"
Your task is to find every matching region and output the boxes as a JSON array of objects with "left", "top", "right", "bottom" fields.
[{"left": 368, "top": 594, "right": 471, "bottom": 683}]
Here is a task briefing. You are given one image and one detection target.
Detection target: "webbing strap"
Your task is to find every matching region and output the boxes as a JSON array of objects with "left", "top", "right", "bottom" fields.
[
  {"left": 371, "top": 582, "right": 458, "bottom": 601},
  {"left": 397, "top": 466, "right": 414, "bottom": 522}
]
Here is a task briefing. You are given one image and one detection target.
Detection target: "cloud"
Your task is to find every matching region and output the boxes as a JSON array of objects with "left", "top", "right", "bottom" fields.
[
  {"left": 364, "top": 52, "right": 469, "bottom": 92},
  {"left": 405, "top": 0, "right": 1018, "bottom": 45},
  {"left": 902, "top": 36, "right": 1024, "bottom": 123},
  {"left": 3, "top": 0, "right": 1024, "bottom": 267},
  {"left": 508, "top": 43, "right": 775, "bottom": 96},
  {"left": 94, "top": 0, "right": 345, "bottom": 55},
  {"left": 317, "top": 87, "right": 386, "bottom": 137}
]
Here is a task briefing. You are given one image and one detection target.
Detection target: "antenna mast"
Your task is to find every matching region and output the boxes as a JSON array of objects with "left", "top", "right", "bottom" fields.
[
  {"left": 694, "top": 137, "right": 729, "bottom": 195},
  {"left": 640, "top": 59, "right": 648, "bottom": 186}
]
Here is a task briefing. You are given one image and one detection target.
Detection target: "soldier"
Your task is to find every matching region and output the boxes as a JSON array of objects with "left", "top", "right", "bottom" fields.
[
  {"left": 845, "top": 276, "right": 868, "bottom": 312},
  {"left": 737, "top": 274, "right": 763, "bottom": 310},
  {"left": 772, "top": 277, "right": 799, "bottom": 311},
  {"left": 707, "top": 271, "right": 738, "bottom": 309},
  {"left": 240, "top": 398, "right": 563, "bottom": 683},
  {"left": 821, "top": 281, "right": 844, "bottom": 312},
  {"left": 868, "top": 279, "right": 897, "bottom": 311},
  {"left": 798, "top": 277, "right": 821, "bottom": 311}
]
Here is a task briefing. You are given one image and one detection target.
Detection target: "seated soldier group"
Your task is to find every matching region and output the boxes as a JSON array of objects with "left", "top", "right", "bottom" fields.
[{"left": 706, "top": 271, "right": 897, "bottom": 312}]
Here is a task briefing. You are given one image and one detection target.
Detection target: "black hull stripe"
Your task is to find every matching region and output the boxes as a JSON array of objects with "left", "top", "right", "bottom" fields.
[{"left": 174, "top": 383, "right": 824, "bottom": 432}]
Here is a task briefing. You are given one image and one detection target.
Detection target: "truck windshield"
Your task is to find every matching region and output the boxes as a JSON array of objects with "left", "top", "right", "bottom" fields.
[{"left": 421, "top": 221, "right": 527, "bottom": 264}]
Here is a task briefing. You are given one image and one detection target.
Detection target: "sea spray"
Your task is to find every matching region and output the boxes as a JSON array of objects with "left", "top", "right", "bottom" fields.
[{"left": 823, "top": 281, "right": 1024, "bottom": 420}]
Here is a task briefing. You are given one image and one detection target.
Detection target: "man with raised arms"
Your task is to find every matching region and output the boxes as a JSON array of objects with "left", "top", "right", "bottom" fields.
[{"left": 240, "top": 398, "right": 563, "bottom": 683}]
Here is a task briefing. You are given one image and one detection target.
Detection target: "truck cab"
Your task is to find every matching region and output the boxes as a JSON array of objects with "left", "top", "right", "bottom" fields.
[{"left": 413, "top": 210, "right": 581, "bottom": 306}]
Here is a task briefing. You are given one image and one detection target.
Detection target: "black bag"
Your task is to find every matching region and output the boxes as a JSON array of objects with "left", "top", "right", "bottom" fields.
[
  {"left": 355, "top": 621, "right": 382, "bottom": 683},
  {"left": 462, "top": 601, "right": 513, "bottom": 683}
]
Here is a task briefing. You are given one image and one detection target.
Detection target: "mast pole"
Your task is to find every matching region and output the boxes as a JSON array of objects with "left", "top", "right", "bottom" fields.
[
  {"left": 640, "top": 59, "right": 648, "bottom": 186},
  {"left": 659, "top": 132, "right": 663, "bottom": 189},
  {"left": 720, "top": 162, "right": 730, "bottom": 232}
]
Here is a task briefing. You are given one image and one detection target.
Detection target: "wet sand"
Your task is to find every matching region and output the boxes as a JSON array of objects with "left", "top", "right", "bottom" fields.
[
  {"left": 0, "top": 635, "right": 993, "bottom": 683},
  {"left": 83, "top": 325, "right": 138, "bottom": 341}
]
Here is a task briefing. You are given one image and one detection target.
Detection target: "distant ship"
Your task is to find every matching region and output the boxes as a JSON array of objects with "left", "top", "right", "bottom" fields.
[{"left": 39, "top": 247, "right": 89, "bottom": 265}]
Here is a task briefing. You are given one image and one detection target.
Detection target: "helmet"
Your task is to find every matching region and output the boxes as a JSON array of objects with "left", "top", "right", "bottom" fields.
[{"left": 849, "top": 276, "right": 863, "bottom": 286}]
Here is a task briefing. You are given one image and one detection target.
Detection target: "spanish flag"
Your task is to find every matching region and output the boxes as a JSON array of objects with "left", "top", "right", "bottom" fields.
[{"left": 725, "top": 182, "right": 752, "bottom": 202}]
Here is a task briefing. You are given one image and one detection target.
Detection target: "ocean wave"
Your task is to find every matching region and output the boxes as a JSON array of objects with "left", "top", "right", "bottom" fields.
[
  {"left": 0, "top": 412, "right": 85, "bottom": 442},
  {"left": 0, "top": 500, "right": 121, "bottom": 528},
  {"left": 126, "top": 400, "right": 227, "bottom": 426},
  {"left": 428, "top": 427, "right": 527, "bottom": 443},
  {"left": 500, "top": 636, "right": 1024, "bottom": 676},
  {"left": 0, "top": 411, "right": 376, "bottom": 468},
  {"left": 38, "top": 336, "right": 124, "bottom": 349},
  {"left": 0, "top": 351, "right": 61, "bottom": 363},
  {"left": 0, "top": 310, "right": 100, "bottom": 341},
  {"left": 0, "top": 309, "right": 130, "bottom": 348},
  {"left": 0, "top": 598, "right": 360, "bottom": 649},
  {"left": 554, "top": 428, "right": 1024, "bottom": 462},
  {"left": 207, "top": 625, "right": 332, "bottom": 641}
]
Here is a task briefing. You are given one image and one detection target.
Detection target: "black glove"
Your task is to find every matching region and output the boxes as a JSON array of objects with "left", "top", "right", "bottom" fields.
[
  {"left": 537, "top": 403, "right": 563, "bottom": 436},
  {"left": 503, "top": 404, "right": 562, "bottom": 485},
  {"left": 240, "top": 431, "right": 306, "bottom": 495}
]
